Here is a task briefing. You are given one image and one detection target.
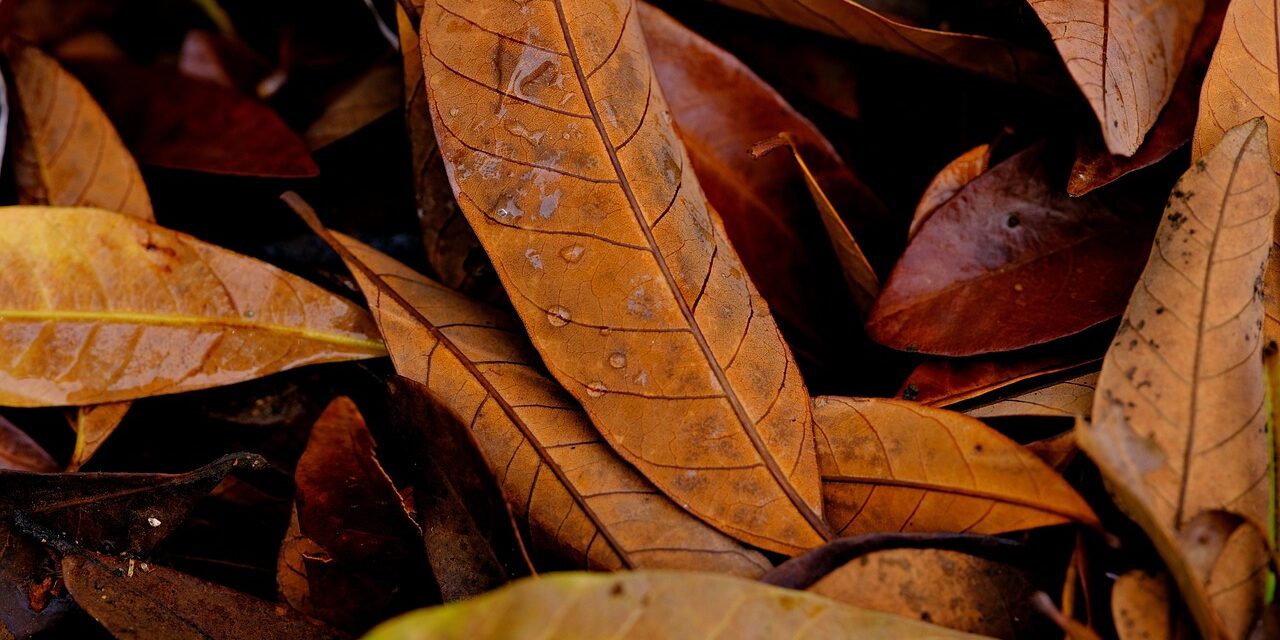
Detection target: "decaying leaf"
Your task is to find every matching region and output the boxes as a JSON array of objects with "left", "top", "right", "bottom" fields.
[
  {"left": 289, "top": 197, "right": 770, "bottom": 576},
  {"left": 364, "top": 571, "right": 981, "bottom": 639},
  {"left": 0, "top": 207, "right": 385, "bottom": 407},
  {"left": 0, "top": 415, "right": 56, "bottom": 472},
  {"left": 813, "top": 396, "right": 1098, "bottom": 536},
  {"left": 277, "top": 396, "right": 427, "bottom": 634},
  {"left": 419, "top": 0, "right": 828, "bottom": 553},
  {"left": 1027, "top": 0, "right": 1204, "bottom": 156},
  {"left": 63, "top": 550, "right": 343, "bottom": 640},
  {"left": 1193, "top": 0, "right": 1280, "bottom": 172},
  {"left": 6, "top": 41, "right": 152, "bottom": 219},
  {"left": 809, "top": 548, "right": 1045, "bottom": 639},
  {"left": 752, "top": 134, "right": 879, "bottom": 312},
  {"left": 1068, "top": 0, "right": 1227, "bottom": 195},
  {"left": 1078, "top": 119, "right": 1278, "bottom": 639},
  {"left": 305, "top": 58, "right": 402, "bottom": 150},
  {"left": 703, "top": 0, "right": 1060, "bottom": 88},
  {"left": 1112, "top": 571, "right": 1191, "bottom": 640},
  {"left": 965, "top": 370, "right": 1099, "bottom": 419},
  {"left": 867, "top": 143, "right": 1155, "bottom": 356},
  {"left": 910, "top": 144, "right": 990, "bottom": 239}
]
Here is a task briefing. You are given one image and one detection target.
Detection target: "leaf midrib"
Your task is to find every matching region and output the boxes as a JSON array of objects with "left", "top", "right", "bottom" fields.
[
  {"left": 0, "top": 308, "right": 386, "bottom": 353},
  {"left": 550, "top": 0, "right": 830, "bottom": 540}
]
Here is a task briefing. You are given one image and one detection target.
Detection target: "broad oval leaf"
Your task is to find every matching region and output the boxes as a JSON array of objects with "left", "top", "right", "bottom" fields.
[
  {"left": 420, "top": 0, "right": 827, "bottom": 552},
  {"left": 867, "top": 143, "right": 1154, "bottom": 356},
  {"left": 0, "top": 207, "right": 385, "bottom": 407},
  {"left": 7, "top": 42, "right": 152, "bottom": 219},
  {"left": 365, "top": 571, "right": 982, "bottom": 640},
  {"left": 813, "top": 396, "right": 1098, "bottom": 536},
  {"left": 703, "top": 0, "right": 1060, "bottom": 88},
  {"left": 1079, "top": 119, "right": 1279, "bottom": 639},
  {"left": 290, "top": 204, "right": 770, "bottom": 577},
  {"left": 1027, "top": 0, "right": 1204, "bottom": 156}
]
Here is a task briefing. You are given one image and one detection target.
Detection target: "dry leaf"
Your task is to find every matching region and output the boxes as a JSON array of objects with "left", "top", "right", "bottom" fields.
[
  {"left": 1078, "top": 119, "right": 1278, "bottom": 639},
  {"left": 1193, "top": 0, "right": 1280, "bottom": 172},
  {"left": 867, "top": 143, "right": 1155, "bottom": 356},
  {"left": 277, "top": 396, "right": 427, "bottom": 633},
  {"left": 63, "top": 550, "right": 343, "bottom": 640},
  {"left": 1069, "top": 0, "right": 1228, "bottom": 195},
  {"left": 0, "top": 415, "right": 56, "bottom": 472},
  {"left": 813, "top": 396, "right": 1098, "bottom": 536},
  {"left": 0, "top": 206, "right": 385, "bottom": 407},
  {"left": 1025, "top": 431, "right": 1079, "bottom": 471},
  {"left": 364, "top": 571, "right": 981, "bottom": 639},
  {"left": 1112, "top": 571, "right": 1191, "bottom": 640},
  {"left": 6, "top": 41, "right": 152, "bottom": 219},
  {"left": 67, "top": 401, "right": 130, "bottom": 470},
  {"left": 1027, "top": 0, "right": 1204, "bottom": 156},
  {"left": 419, "top": 0, "right": 828, "bottom": 552},
  {"left": 965, "top": 371, "right": 1099, "bottom": 419},
  {"left": 289, "top": 199, "right": 770, "bottom": 576},
  {"left": 305, "top": 58, "right": 402, "bottom": 150},
  {"left": 910, "top": 144, "right": 990, "bottom": 239},
  {"left": 809, "top": 548, "right": 1044, "bottom": 639},
  {"left": 703, "top": 0, "right": 1060, "bottom": 88}
]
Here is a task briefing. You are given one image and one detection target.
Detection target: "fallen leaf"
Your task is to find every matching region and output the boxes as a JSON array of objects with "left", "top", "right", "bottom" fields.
[
  {"left": 752, "top": 133, "right": 879, "bottom": 313},
  {"left": 809, "top": 548, "right": 1045, "bottom": 638},
  {"left": 288, "top": 197, "right": 771, "bottom": 576},
  {"left": 867, "top": 142, "right": 1156, "bottom": 356},
  {"left": 1024, "top": 431, "right": 1079, "bottom": 471},
  {"left": 910, "top": 144, "right": 990, "bottom": 239},
  {"left": 702, "top": 0, "right": 1061, "bottom": 88},
  {"left": 1112, "top": 571, "right": 1191, "bottom": 640},
  {"left": 1193, "top": 0, "right": 1280, "bottom": 172},
  {"left": 277, "top": 396, "right": 428, "bottom": 633},
  {"left": 68, "top": 61, "right": 319, "bottom": 178},
  {"left": 63, "top": 549, "right": 344, "bottom": 640},
  {"left": 813, "top": 396, "right": 1099, "bottom": 536},
  {"left": 364, "top": 571, "right": 981, "bottom": 639},
  {"left": 965, "top": 370, "right": 1099, "bottom": 419},
  {"left": 0, "top": 206, "right": 386, "bottom": 407},
  {"left": 1078, "top": 119, "right": 1278, "bottom": 639},
  {"left": 419, "top": 0, "right": 828, "bottom": 553},
  {"left": 67, "top": 401, "right": 131, "bottom": 470},
  {"left": 1027, "top": 0, "right": 1204, "bottom": 156},
  {"left": 0, "top": 415, "right": 56, "bottom": 472},
  {"left": 6, "top": 41, "right": 152, "bottom": 219},
  {"left": 643, "top": 3, "right": 888, "bottom": 340},
  {"left": 177, "top": 30, "right": 270, "bottom": 93},
  {"left": 304, "top": 58, "right": 402, "bottom": 150},
  {"left": 1068, "top": 0, "right": 1228, "bottom": 195},
  {"left": 385, "top": 376, "right": 532, "bottom": 600}
]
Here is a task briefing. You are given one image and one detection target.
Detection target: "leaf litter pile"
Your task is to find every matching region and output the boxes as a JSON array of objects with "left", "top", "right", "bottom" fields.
[{"left": 5, "top": 0, "right": 1280, "bottom": 638}]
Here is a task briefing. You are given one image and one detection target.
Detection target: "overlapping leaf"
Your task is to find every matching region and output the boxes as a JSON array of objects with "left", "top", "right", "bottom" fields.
[
  {"left": 1193, "top": 0, "right": 1280, "bottom": 172},
  {"left": 0, "top": 207, "right": 385, "bottom": 407},
  {"left": 813, "top": 396, "right": 1098, "bottom": 536},
  {"left": 419, "top": 0, "right": 827, "bottom": 552}
]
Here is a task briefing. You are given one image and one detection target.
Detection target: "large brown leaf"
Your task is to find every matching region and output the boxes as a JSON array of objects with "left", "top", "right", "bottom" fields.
[
  {"left": 278, "top": 396, "right": 428, "bottom": 634},
  {"left": 1078, "top": 119, "right": 1278, "bottom": 639},
  {"left": 0, "top": 207, "right": 385, "bottom": 407},
  {"left": 1193, "top": 0, "right": 1280, "bottom": 172},
  {"left": 63, "top": 550, "right": 342, "bottom": 640},
  {"left": 6, "top": 42, "right": 151, "bottom": 219},
  {"left": 809, "top": 548, "right": 1044, "bottom": 639},
  {"left": 1068, "top": 0, "right": 1227, "bottom": 195},
  {"left": 866, "top": 143, "right": 1155, "bottom": 356},
  {"left": 1027, "top": 0, "right": 1204, "bottom": 156},
  {"left": 289, "top": 199, "right": 770, "bottom": 575},
  {"left": 813, "top": 396, "right": 1098, "bottom": 536},
  {"left": 643, "top": 3, "right": 887, "bottom": 340},
  {"left": 702, "top": 0, "right": 1060, "bottom": 88},
  {"left": 419, "top": 0, "right": 827, "bottom": 552},
  {"left": 365, "top": 571, "right": 980, "bottom": 640}
]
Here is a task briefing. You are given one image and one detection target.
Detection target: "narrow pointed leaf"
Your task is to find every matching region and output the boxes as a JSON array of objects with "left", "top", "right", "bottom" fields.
[
  {"left": 0, "top": 207, "right": 385, "bottom": 407},
  {"left": 304, "top": 59, "right": 401, "bottom": 150},
  {"left": 1079, "top": 119, "right": 1279, "bottom": 639},
  {"left": 1027, "top": 0, "right": 1204, "bottom": 156},
  {"left": 365, "top": 571, "right": 982, "bottom": 640},
  {"left": 67, "top": 401, "right": 130, "bottom": 470},
  {"left": 419, "top": 0, "right": 827, "bottom": 552},
  {"left": 965, "top": 370, "right": 1099, "bottom": 419},
  {"left": 1193, "top": 0, "right": 1280, "bottom": 172},
  {"left": 814, "top": 396, "right": 1098, "bottom": 536},
  {"left": 0, "top": 415, "right": 55, "bottom": 472}
]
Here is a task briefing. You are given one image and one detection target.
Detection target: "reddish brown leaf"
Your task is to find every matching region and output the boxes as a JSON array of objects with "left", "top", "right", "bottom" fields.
[
  {"left": 910, "top": 144, "right": 991, "bottom": 239},
  {"left": 0, "top": 415, "right": 56, "bottom": 472},
  {"left": 867, "top": 142, "right": 1156, "bottom": 356}
]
